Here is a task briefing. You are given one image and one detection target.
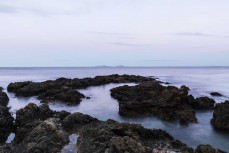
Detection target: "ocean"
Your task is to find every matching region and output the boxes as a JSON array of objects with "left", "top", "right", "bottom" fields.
[{"left": 0, "top": 67, "right": 229, "bottom": 151}]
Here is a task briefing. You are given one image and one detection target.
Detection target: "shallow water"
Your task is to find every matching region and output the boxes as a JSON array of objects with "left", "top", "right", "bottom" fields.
[
  {"left": 61, "top": 134, "right": 79, "bottom": 153},
  {"left": 0, "top": 67, "right": 229, "bottom": 151}
]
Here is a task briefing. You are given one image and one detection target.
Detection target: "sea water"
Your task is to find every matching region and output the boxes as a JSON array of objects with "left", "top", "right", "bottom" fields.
[{"left": 0, "top": 67, "right": 229, "bottom": 151}]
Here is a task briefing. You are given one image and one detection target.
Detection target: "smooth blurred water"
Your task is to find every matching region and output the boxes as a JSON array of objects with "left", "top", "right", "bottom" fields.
[{"left": 0, "top": 67, "right": 229, "bottom": 151}]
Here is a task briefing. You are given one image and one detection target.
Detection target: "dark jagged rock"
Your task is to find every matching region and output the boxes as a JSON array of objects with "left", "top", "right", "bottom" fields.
[
  {"left": 77, "top": 119, "right": 194, "bottom": 153},
  {"left": 210, "top": 92, "right": 223, "bottom": 97},
  {"left": 195, "top": 144, "right": 226, "bottom": 153},
  {"left": 0, "top": 106, "right": 14, "bottom": 144},
  {"left": 21, "top": 118, "right": 69, "bottom": 153},
  {"left": 0, "top": 90, "right": 9, "bottom": 107},
  {"left": 0, "top": 144, "right": 14, "bottom": 153},
  {"left": 211, "top": 101, "right": 229, "bottom": 130},
  {"left": 63, "top": 112, "right": 98, "bottom": 133},
  {"left": 0, "top": 90, "right": 14, "bottom": 144},
  {"left": 7, "top": 75, "right": 154, "bottom": 105},
  {"left": 0, "top": 86, "right": 3, "bottom": 91},
  {"left": 54, "top": 110, "right": 71, "bottom": 120},
  {"left": 193, "top": 97, "right": 215, "bottom": 110},
  {"left": 7, "top": 81, "right": 32, "bottom": 93},
  {"left": 111, "top": 82, "right": 197, "bottom": 125},
  {"left": 39, "top": 89, "right": 85, "bottom": 105},
  {"left": 14, "top": 103, "right": 70, "bottom": 144}
]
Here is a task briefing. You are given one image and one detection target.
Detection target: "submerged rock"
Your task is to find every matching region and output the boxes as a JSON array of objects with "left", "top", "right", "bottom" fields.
[
  {"left": 111, "top": 82, "right": 197, "bottom": 125},
  {"left": 7, "top": 75, "right": 154, "bottom": 105},
  {"left": 211, "top": 101, "right": 229, "bottom": 130},
  {"left": 210, "top": 92, "right": 223, "bottom": 97}
]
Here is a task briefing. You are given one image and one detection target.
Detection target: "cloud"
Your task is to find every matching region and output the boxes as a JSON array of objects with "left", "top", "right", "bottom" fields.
[
  {"left": 110, "top": 42, "right": 151, "bottom": 47},
  {"left": 0, "top": 4, "right": 18, "bottom": 13},
  {"left": 89, "top": 31, "right": 139, "bottom": 36},
  {"left": 141, "top": 59, "right": 177, "bottom": 62},
  {"left": 170, "top": 32, "right": 229, "bottom": 38},
  {"left": 0, "top": 0, "right": 89, "bottom": 16}
]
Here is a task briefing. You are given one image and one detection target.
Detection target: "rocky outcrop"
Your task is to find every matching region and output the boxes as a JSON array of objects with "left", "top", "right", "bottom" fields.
[
  {"left": 0, "top": 90, "right": 14, "bottom": 144},
  {"left": 195, "top": 145, "right": 226, "bottom": 153},
  {"left": 3, "top": 118, "right": 70, "bottom": 153},
  {"left": 0, "top": 89, "right": 9, "bottom": 107},
  {"left": 7, "top": 75, "right": 154, "bottom": 105},
  {"left": 210, "top": 92, "right": 223, "bottom": 97},
  {"left": 192, "top": 96, "right": 215, "bottom": 110},
  {"left": 0, "top": 144, "right": 14, "bottom": 153},
  {"left": 22, "top": 118, "right": 69, "bottom": 153},
  {"left": 110, "top": 82, "right": 197, "bottom": 125},
  {"left": 14, "top": 103, "right": 70, "bottom": 144},
  {"left": 77, "top": 119, "right": 194, "bottom": 153},
  {"left": 63, "top": 112, "right": 98, "bottom": 133},
  {"left": 0, "top": 106, "right": 14, "bottom": 144},
  {"left": 39, "top": 89, "right": 85, "bottom": 105},
  {"left": 211, "top": 101, "right": 229, "bottom": 130}
]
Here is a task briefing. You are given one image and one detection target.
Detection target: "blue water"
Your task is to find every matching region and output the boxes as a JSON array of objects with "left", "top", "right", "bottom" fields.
[{"left": 0, "top": 67, "right": 229, "bottom": 151}]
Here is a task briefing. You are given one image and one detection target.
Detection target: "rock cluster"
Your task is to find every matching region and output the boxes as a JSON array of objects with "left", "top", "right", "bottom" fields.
[
  {"left": 7, "top": 75, "right": 154, "bottom": 105},
  {"left": 211, "top": 101, "right": 229, "bottom": 130},
  {"left": 111, "top": 81, "right": 216, "bottom": 125},
  {"left": 0, "top": 103, "right": 225, "bottom": 153}
]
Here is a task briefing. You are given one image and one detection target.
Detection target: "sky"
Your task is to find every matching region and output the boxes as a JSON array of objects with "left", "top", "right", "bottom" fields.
[{"left": 0, "top": 0, "right": 229, "bottom": 67}]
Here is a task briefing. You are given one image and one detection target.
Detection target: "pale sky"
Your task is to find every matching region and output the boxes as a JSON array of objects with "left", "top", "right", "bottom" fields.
[{"left": 0, "top": 0, "right": 229, "bottom": 67}]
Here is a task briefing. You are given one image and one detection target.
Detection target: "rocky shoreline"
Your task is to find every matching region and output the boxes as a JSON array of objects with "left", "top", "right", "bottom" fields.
[
  {"left": 0, "top": 102, "right": 226, "bottom": 153},
  {"left": 1, "top": 74, "right": 229, "bottom": 152}
]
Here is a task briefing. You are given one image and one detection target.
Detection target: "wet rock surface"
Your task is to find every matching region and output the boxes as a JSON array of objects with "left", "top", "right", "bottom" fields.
[
  {"left": 0, "top": 90, "right": 14, "bottom": 144},
  {"left": 211, "top": 101, "right": 229, "bottom": 130},
  {"left": 7, "top": 75, "right": 154, "bottom": 105}
]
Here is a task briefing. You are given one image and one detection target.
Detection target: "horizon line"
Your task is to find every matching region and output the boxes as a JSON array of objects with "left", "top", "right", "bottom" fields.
[{"left": 0, "top": 66, "right": 229, "bottom": 68}]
